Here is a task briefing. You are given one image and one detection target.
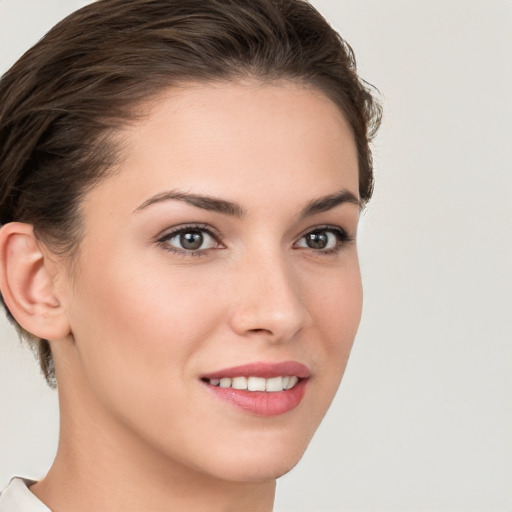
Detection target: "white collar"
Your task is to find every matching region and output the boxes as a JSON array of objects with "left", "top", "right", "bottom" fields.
[{"left": 0, "top": 478, "right": 51, "bottom": 512}]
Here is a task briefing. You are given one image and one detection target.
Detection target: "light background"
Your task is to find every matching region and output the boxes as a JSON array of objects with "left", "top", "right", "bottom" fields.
[{"left": 0, "top": 1, "right": 510, "bottom": 511}]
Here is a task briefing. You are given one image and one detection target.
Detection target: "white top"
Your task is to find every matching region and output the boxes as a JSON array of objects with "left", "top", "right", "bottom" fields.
[{"left": 0, "top": 478, "right": 50, "bottom": 512}]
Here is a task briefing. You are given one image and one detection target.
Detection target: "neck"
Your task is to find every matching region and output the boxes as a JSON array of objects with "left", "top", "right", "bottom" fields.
[{"left": 30, "top": 366, "right": 276, "bottom": 512}]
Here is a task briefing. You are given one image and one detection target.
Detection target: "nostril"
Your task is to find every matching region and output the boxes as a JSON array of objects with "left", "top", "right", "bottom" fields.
[{"left": 248, "top": 328, "right": 272, "bottom": 335}]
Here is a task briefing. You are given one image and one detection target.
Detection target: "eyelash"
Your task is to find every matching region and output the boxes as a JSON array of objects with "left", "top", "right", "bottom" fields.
[
  {"left": 156, "top": 224, "right": 353, "bottom": 257},
  {"left": 157, "top": 224, "right": 223, "bottom": 257},
  {"left": 295, "top": 225, "right": 353, "bottom": 255}
]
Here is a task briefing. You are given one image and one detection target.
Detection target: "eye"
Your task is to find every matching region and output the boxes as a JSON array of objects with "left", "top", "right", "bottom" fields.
[
  {"left": 158, "top": 226, "right": 220, "bottom": 253},
  {"left": 294, "top": 227, "right": 349, "bottom": 252}
]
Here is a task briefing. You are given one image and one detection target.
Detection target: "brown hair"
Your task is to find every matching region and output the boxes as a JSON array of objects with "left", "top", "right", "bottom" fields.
[{"left": 0, "top": 0, "right": 381, "bottom": 387}]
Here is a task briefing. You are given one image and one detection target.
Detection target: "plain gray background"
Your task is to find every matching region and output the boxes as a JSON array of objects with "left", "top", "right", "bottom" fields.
[{"left": 0, "top": 1, "right": 511, "bottom": 511}]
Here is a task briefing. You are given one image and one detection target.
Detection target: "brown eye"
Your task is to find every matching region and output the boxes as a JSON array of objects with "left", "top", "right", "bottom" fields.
[
  {"left": 304, "top": 231, "right": 329, "bottom": 249},
  {"left": 295, "top": 228, "right": 346, "bottom": 251},
  {"left": 180, "top": 231, "right": 204, "bottom": 250},
  {"left": 161, "top": 227, "right": 218, "bottom": 252}
]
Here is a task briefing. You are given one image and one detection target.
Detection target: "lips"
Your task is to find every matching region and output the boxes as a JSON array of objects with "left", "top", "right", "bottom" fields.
[
  {"left": 207, "top": 375, "right": 299, "bottom": 392},
  {"left": 201, "top": 361, "right": 310, "bottom": 416},
  {"left": 202, "top": 361, "right": 310, "bottom": 380}
]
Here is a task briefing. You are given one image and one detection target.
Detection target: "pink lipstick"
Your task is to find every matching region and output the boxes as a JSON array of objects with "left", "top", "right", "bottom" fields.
[{"left": 201, "top": 361, "right": 310, "bottom": 416}]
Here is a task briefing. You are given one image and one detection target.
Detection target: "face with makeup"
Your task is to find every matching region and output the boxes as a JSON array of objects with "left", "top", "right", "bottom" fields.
[{"left": 50, "top": 80, "right": 362, "bottom": 483}]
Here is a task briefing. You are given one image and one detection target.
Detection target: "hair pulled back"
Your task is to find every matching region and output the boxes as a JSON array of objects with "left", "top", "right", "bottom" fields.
[{"left": 0, "top": 0, "right": 381, "bottom": 387}]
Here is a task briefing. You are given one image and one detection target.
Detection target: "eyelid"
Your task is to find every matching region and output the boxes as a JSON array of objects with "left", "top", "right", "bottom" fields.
[
  {"left": 156, "top": 223, "right": 220, "bottom": 241},
  {"left": 295, "top": 224, "right": 351, "bottom": 240},
  {"left": 156, "top": 223, "right": 224, "bottom": 254},
  {"left": 293, "top": 224, "right": 354, "bottom": 252}
]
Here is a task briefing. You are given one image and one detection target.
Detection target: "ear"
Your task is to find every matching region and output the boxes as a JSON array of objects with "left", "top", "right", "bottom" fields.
[{"left": 0, "top": 222, "right": 71, "bottom": 340}]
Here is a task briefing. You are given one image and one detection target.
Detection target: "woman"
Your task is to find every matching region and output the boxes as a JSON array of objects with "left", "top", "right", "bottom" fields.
[{"left": 0, "top": 0, "right": 381, "bottom": 510}]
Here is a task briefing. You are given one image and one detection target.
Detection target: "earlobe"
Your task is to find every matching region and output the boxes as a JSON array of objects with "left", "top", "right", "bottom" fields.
[{"left": 0, "top": 222, "right": 70, "bottom": 340}]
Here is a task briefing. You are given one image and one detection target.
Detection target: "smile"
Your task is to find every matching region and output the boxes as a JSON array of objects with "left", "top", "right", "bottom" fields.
[
  {"left": 201, "top": 361, "right": 310, "bottom": 416},
  {"left": 206, "top": 376, "right": 299, "bottom": 392}
]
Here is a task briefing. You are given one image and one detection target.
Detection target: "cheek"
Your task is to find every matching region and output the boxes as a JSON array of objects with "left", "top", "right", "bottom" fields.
[
  {"left": 64, "top": 259, "right": 232, "bottom": 465},
  {"left": 304, "top": 259, "right": 363, "bottom": 388},
  {"left": 309, "top": 258, "right": 362, "bottom": 341},
  {"left": 67, "top": 258, "right": 225, "bottom": 396}
]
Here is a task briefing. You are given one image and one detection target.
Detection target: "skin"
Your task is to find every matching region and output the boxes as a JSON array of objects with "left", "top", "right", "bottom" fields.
[{"left": 23, "top": 81, "right": 362, "bottom": 511}]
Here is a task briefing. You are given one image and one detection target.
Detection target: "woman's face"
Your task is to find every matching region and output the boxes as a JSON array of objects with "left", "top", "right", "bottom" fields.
[{"left": 57, "top": 81, "right": 362, "bottom": 481}]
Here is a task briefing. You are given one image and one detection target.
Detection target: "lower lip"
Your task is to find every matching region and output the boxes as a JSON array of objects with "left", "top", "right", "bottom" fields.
[{"left": 204, "top": 379, "right": 308, "bottom": 416}]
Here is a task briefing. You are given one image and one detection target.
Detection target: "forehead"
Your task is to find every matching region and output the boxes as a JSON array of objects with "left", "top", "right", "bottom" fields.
[{"left": 84, "top": 80, "right": 359, "bottom": 216}]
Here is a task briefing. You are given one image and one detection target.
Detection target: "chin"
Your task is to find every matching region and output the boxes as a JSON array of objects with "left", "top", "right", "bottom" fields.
[
  {"left": 207, "top": 455, "right": 304, "bottom": 483},
  {"left": 188, "top": 429, "right": 313, "bottom": 483}
]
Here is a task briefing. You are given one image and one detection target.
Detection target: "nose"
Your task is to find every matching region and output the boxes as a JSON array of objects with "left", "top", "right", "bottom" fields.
[{"left": 228, "top": 250, "right": 313, "bottom": 343}]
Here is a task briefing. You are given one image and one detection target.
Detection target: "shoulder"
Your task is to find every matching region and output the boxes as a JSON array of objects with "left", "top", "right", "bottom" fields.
[{"left": 0, "top": 478, "right": 50, "bottom": 512}]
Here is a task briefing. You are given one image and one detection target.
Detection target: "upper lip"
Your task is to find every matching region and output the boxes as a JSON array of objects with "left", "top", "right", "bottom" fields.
[{"left": 201, "top": 361, "right": 310, "bottom": 380}]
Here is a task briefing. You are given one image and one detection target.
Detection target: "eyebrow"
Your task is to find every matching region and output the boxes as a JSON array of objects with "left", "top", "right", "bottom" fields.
[
  {"left": 134, "top": 188, "right": 360, "bottom": 217},
  {"left": 134, "top": 190, "right": 246, "bottom": 217},
  {"left": 299, "top": 189, "right": 361, "bottom": 217}
]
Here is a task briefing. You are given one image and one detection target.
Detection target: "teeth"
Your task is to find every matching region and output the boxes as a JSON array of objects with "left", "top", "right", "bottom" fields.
[
  {"left": 247, "top": 377, "right": 266, "bottom": 391},
  {"left": 219, "top": 378, "right": 232, "bottom": 388},
  {"left": 208, "top": 376, "right": 300, "bottom": 392},
  {"left": 231, "top": 376, "right": 247, "bottom": 390},
  {"left": 286, "top": 376, "right": 298, "bottom": 390},
  {"left": 266, "top": 376, "right": 283, "bottom": 392}
]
